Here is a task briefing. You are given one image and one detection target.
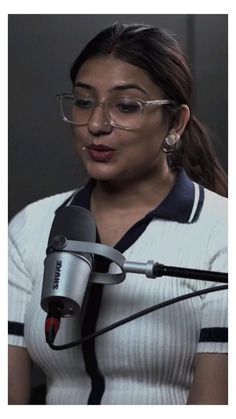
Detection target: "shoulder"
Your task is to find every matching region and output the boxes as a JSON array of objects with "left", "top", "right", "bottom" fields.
[
  {"left": 199, "top": 188, "right": 227, "bottom": 266},
  {"left": 202, "top": 187, "right": 227, "bottom": 211},
  {"left": 199, "top": 187, "right": 227, "bottom": 225},
  {"left": 9, "top": 190, "right": 77, "bottom": 239},
  {"left": 8, "top": 190, "right": 80, "bottom": 273}
]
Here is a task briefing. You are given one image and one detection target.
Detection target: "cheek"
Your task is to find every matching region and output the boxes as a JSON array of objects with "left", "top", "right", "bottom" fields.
[
  {"left": 72, "top": 126, "right": 84, "bottom": 142},
  {"left": 72, "top": 127, "right": 87, "bottom": 150},
  {"left": 124, "top": 126, "right": 165, "bottom": 153}
]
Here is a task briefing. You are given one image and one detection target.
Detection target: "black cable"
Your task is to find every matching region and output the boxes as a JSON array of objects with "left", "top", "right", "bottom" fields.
[{"left": 47, "top": 284, "right": 227, "bottom": 351}]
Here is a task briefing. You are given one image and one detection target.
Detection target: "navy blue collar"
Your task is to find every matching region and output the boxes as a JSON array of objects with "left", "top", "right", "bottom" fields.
[
  {"left": 149, "top": 169, "right": 204, "bottom": 223},
  {"left": 60, "top": 169, "right": 204, "bottom": 224}
]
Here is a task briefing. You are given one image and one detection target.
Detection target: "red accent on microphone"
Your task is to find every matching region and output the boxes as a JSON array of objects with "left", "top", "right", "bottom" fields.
[{"left": 45, "top": 310, "right": 61, "bottom": 344}]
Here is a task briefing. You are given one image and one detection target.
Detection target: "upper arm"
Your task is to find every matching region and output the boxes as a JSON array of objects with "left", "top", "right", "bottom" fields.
[
  {"left": 187, "top": 353, "right": 228, "bottom": 405},
  {"left": 8, "top": 345, "right": 32, "bottom": 404},
  {"left": 8, "top": 213, "right": 34, "bottom": 404}
]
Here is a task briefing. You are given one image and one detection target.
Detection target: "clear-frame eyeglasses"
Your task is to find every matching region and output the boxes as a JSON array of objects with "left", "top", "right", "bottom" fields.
[{"left": 56, "top": 94, "right": 175, "bottom": 130}]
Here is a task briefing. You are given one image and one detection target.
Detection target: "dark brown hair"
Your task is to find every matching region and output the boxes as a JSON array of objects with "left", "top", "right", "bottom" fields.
[{"left": 70, "top": 23, "right": 228, "bottom": 196}]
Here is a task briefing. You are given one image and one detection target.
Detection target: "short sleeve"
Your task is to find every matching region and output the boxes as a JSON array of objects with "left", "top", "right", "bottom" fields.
[
  {"left": 8, "top": 191, "right": 75, "bottom": 348},
  {"left": 197, "top": 215, "right": 228, "bottom": 354},
  {"left": 197, "top": 287, "right": 228, "bottom": 353},
  {"left": 8, "top": 213, "right": 33, "bottom": 348}
]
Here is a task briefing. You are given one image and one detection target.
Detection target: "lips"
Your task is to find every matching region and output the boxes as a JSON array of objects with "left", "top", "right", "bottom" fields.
[
  {"left": 88, "top": 144, "right": 116, "bottom": 151},
  {"left": 87, "top": 144, "right": 116, "bottom": 162}
]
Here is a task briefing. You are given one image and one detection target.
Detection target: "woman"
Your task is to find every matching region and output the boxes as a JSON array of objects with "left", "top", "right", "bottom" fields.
[{"left": 8, "top": 22, "right": 228, "bottom": 405}]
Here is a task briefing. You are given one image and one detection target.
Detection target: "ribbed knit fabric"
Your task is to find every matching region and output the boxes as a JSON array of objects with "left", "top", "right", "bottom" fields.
[{"left": 8, "top": 178, "right": 228, "bottom": 405}]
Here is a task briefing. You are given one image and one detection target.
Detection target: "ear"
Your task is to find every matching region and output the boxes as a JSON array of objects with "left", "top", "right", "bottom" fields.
[{"left": 169, "top": 104, "right": 190, "bottom": 138}]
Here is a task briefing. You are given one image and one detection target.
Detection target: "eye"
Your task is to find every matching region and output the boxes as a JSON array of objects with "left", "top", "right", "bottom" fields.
[
  {"left": 74, "top": 98, "right": 94, "bottom": 109},
  {"left": 114, "top": 99, "right": 140, "bottom": 113}
]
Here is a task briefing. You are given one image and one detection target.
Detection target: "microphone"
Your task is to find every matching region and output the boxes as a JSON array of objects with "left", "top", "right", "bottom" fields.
[
  {"left": 41, "top": 205, "right": 127, "bottom": 344},
  {"left": 41, "top": 205, "right": 228, "bottom": 346},
  {"left": 41, "top": 205, "right": 96, "bottom": 319}
]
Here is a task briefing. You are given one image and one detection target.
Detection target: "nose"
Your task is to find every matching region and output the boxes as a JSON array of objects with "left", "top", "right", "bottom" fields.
[{"left": 87, "top": 103, "right": 112, "bottom": 134}]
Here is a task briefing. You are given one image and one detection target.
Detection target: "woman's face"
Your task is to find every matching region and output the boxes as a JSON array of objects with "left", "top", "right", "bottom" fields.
[{"left": 72, "top": 55, "right": 170, "bottom": 182}]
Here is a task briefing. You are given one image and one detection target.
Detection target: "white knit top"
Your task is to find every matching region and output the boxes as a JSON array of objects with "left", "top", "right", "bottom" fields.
[{"left": 8, "top": 171, "right": 228, "bottom": 405}]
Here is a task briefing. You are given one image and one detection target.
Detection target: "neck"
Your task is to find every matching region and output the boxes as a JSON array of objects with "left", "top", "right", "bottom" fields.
[{"left": 91, "top": 166, "right": 176, "bottom": 211}]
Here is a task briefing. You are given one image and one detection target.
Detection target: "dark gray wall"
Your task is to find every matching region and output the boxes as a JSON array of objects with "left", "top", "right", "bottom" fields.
[{"left": 9, "top": 14, "right": 228, "bottom": 220}]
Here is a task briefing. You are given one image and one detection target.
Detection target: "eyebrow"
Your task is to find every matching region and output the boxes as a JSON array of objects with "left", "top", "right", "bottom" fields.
[
  {"left": 74, "top": 82, "right": 93, "bottom": 90},
  {"left": 74, "top": 81, "right": 148, "bottom": 94}
]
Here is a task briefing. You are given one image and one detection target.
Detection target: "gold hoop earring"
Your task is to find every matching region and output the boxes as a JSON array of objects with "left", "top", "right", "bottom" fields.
[{"left": 162, "top": 133, "right": 180, "bottom": 154}]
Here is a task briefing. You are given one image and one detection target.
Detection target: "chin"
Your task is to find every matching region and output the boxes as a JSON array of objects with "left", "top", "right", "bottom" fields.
[{"left": 84, "top": 163, "right": 120, "bottom": 181}]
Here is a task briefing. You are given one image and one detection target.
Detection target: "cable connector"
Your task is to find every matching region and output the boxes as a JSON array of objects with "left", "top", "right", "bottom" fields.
[{"left": 45, "top": 303, "right": 62, "bottom": 345}]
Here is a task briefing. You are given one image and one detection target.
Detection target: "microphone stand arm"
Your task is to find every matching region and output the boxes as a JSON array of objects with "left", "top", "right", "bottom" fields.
[
  {"left": 50, "top": 237, "right": 228, "bottom": 284},
  {"left": 123, "top": 261, "right": 228, "bottom": 283}
]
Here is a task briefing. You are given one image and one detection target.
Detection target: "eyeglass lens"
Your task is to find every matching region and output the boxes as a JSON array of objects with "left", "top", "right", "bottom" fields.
[{"left": 61, "top": 96, "right": 143, "bottom": 129}]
